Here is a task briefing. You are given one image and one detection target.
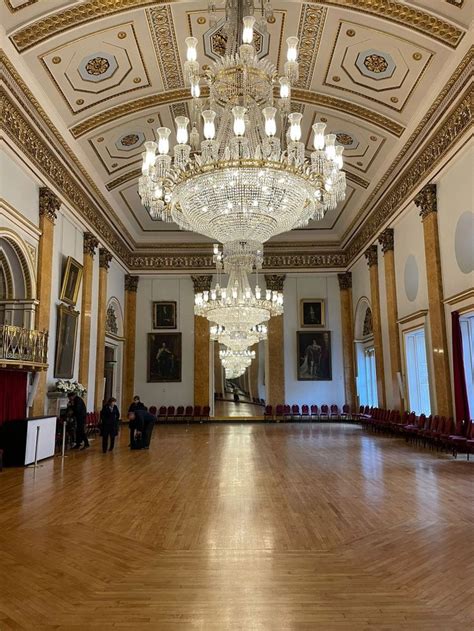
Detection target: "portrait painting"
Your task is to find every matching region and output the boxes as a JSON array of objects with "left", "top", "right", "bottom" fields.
[
  {"left": 297, "top": 331, "right": 332, "bottom": 381},
  {"left": 54, "top": 305, "right": 79, "bottom": 379},
  {"left": 147, "top": 332, "right": 182, "bottom": 382},
  {"left": 59, "top": 257, "right": 83, "bottom": 306},
  {"left": 152, "top": 301, "right": 177, "bottom": 329},
  {"left": 300, "top": 299, "right": 325, "bottom": 327}
]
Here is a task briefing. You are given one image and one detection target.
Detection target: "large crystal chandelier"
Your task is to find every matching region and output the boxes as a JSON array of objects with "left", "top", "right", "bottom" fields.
[
  {"left": 138, "top": 5, "right": 346, "bottom": 258},
  {"left": 220, "top": 348, "right": 256, "bottom": 379}
]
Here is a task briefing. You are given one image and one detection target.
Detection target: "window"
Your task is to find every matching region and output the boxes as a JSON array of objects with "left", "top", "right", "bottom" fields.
[
  {"left": 460, "top": 313, "right": 474, "bottom": 418},
  {"left": 404, "top": 328, "right": 431, "bottom": 415},
  {"left": 356, "top": 345, "right": 378, "bottom": 408}
]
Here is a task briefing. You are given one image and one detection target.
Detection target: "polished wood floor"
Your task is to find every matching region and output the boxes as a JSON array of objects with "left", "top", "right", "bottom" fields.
[
  {"left": 215, "top": 399, "right": 263, "bottom": 418},
  {"left": 0, "top": 423, "right": 472, "bottom": 630}
]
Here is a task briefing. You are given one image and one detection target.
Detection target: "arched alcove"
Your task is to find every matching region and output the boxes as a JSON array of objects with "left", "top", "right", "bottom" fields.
[
  {"left": 0, "top": 230, "right": 37, "bottom": 328},
  {"left": 103, "top": 296, "right": 124, "bottom": 406},
  {"left": 353, "top": 296, "right": 377, "bottom": 408}
]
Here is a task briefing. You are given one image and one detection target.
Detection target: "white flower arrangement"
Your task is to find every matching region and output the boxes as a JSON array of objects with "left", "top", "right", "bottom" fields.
[{"left": 55, "top": 380, "right": 87, "bottom": 397}]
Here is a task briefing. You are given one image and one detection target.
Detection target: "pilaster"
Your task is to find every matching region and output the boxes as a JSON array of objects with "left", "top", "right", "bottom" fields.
[
  {"left": 78, "top": 232, "right": 98, "bottom": 391},
  {"left": 364, "top": 245, "right": 386, "bottom": 408},
  {"left": 122, "top": 275, "right": 139, "bottom": 414},
  {"left": 94, "top": 248, "right": 112, "bottom": 410},
  {"left": 264, "top": 274, "right": 286, "bottom": 409},
  {"left": 192, "top": 275, "right": 213, "bottom": 409},
  {"left": 337, "top": 272, "right": 356, "bottom": 410}
]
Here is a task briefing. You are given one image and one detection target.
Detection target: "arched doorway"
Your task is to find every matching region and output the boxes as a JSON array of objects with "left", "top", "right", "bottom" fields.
[
  {"left": 0, "top": 232, "right": 37, "bottom": 328},
  {"left": 104, "top": 297, "right": 124, "bottom": 406},
  {"left": 354, "top": 297, "right": 378, "bottom": 408}
]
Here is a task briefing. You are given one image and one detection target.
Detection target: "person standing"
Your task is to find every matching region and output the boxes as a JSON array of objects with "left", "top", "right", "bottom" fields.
[
  {"left": 127, "top": 408, "right": 156, "bottom": 450},
  {"left": 100, "top": 397, "right": 120, "bottom": 453},
  {"left": 128, "top": 395, "right": 147, "bottom": 414},
  {"left": 67, "top": 392, "right": 89, "bottom": 450}
]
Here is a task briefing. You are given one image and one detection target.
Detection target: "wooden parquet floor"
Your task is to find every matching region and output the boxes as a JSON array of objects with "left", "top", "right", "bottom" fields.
[{"left": 0, "top": 423, "right": 472, "bottom": 630}]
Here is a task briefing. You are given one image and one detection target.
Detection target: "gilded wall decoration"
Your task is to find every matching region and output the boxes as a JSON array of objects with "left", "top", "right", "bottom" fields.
[
  {"left": 146, "top": 5, "right": 183, "bottom": 90},
  {"left": 296, "top": 5, "right": 327, "bottom": 89},
  {"left": 85, "top": 56, "right": 110, "bottom": 76},
  {"left": 363, "top": 53, "right": 389, "bottom": 74}
]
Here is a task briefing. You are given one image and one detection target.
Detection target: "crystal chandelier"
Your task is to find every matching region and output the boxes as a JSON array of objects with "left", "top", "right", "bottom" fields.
[
  {"left": 220, "top": 348, "right": 256, "bottom": 379},
  {"left": 138, "top": 6, "right": 346, "bottom": 257}
]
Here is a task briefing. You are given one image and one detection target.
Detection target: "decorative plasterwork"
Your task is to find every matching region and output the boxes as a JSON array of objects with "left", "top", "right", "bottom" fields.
[
  {"left": 364, "top": 245, "right": 378, "bottom": 267},
  {"left": 191, "top": 275, "right": 213, "bottom": 294},
  {"left": 99, "top": 248, "right": 113, "bottom": 269},
  {"left": 9, "top": 0, "right": 464, "bottom": 53},
  {"left": 39, "top": 187, "right": 60, "bottom": 223},
  {"left": 5, "top": 0, "right": 39, "bottom": 12},
  {"left": 124, "top": 274, "right": 139, "bottom": 292},
  {"left": 264, "top": 275, "right": 286, "bottom": 292},
  {"left": 146, "top": 5, "right": 183, "bottom": 90},
  {"left": 296, "top": 4, "right": 327, "bottom": 89},
  {"left": 83, "top": 232, "right": 99, "bottom": 256},
  {"left": 414, "top": 183, "right": 438, "bottom": 219},
  {"left": 378, "top": 228, "right": 394, "bottom": 252},
  {"left": 337, "top": 272, "right": 352, "bottom": 290}
]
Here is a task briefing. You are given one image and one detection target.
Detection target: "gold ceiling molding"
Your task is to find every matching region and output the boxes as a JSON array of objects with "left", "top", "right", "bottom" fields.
[
  {"left": 5, "top": 0, "right": 38, "bottom": 12},
  {"left": 342, "top": 47, "right": 473, "bottom": 244},
  {"left": 146, "top": 5, "right": 183, "bottom": 90},
  {"left": 296, "top": 4, "right": 327, "bottom": 90},
  {"left": 9, "top": 0, "right": 464, "bottom": 53},
  {"left": 345, "top": 86, "right": 472, "bottom": 262},
  {"left": 71, "top": 86, "right": 402, "bottom": 139}
]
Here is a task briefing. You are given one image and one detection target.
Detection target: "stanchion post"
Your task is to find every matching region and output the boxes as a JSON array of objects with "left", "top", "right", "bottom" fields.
[
  {"left": 34, "top": 425, "right": 40, "bottom": 468},
  {"left": 61, "top": 420, "right": 67, "bottom": 458}
]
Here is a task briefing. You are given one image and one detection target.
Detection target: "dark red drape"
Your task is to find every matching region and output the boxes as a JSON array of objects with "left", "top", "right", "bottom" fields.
[
  {"left": 451, "top": 311, "right": 470, "bottom": 429},
  {"left": 0, "top": 370, "right": 27, "bottom": 424}
]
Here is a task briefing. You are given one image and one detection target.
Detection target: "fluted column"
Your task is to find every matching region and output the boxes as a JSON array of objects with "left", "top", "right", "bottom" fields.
[
  {"left": 122, "top": 275, "right": 139, "bottom": 415},
  {"left": 78, "top": 233, "right": 98, "bottom": 391},
  {"left": 379, "top": 229, "right": 403, "bottom": 410},
  {"left": 337, "top": 272, "right": 356, "bottom": 410},
  {"left": 192, "top": 275, "right": 213, "bottom": 409},
  {"left": 32, "top": 187, "right": 60, "bottom": 416},
  {"left": 94, "top": 248, "right": 112, "bottom": 410},
  {"left": 264, "top": 274, "right": 285, "bottom": 408},
  {"left": 364, "top": 245, "right": 386, "bottom": 408},
  {"left": 414, "top": 184, "right": 452, "bottom": 416}
]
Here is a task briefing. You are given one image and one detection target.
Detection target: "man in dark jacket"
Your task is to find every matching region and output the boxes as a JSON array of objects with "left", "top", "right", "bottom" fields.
[
  {"left": 128, "top": 409, "right": 156, "bottom": 450},
  {"left": 67, "top": 393, "right": 89, "bottom": 450},
  {"left": 100, "top": 397, "right": 120, "bottom": 453},
  {"left": 128, "top": 395, "right": 147, "bottom": 414}
]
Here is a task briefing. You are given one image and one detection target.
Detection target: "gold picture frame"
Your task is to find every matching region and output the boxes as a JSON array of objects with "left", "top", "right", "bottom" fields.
[
  {"left": 59, "top": 256, "right": 83, "bottom": 306},
  {"left": 54, "top": 304, "right": 79, "bottom": 379},
  {"left": 300, "top": 299, "right": 325, "bottom": 328}
]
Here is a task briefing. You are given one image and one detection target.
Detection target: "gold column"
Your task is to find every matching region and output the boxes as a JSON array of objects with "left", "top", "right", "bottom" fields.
[
  {"left": 264, "top": 274, "right": 286, "bottom": 408},
  {"left": 78, "top": 233, "right": 98, "bottom": 391},
  {"left": 379, "top": 229, "right": 403, "bottom": 411},
  {"left": 94, "top": 248, "right": 112, "bottom": 411},
  {"left": 121, "top": 275, "right": 139, "bottom": 415},
  {"left": 249, "top": 342, "right": 260, "bottom": 400},
  {"left": 32, "top": 187, "right": 60, "bottom": 416},
  {"left": 364, "top": 245, "right": 386, "bottom": 408},
  {"left": 192, "top": 276, "right": 213, "bottom": 409},
  {"left": 337, "top": 272, "right": 356, "bottom": 410},
  {"left": 414, "top": 184, "right": 453, "bottom": 417}
]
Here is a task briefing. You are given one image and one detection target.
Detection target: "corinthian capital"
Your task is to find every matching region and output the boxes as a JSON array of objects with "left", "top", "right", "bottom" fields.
[
  {"left": 264, "top": 274, "right": 286, "bottom": 292},
  {"left": 125, "top": 275, "right": 139, "bottom": 292},
  {"left": 378, "top": 228, "right": 394, "bottom": 253},
  {"left": 83, "top": 232, "right": 99, "bottom": 256},
  {"left": 99, "top": 248, "right": 112, "bottom": 269},
  {"left": 337, "top": 272, "right": 352, "bottom": 290},
  {"left": 39, "top": 187, "right": 60, "bottom": 223},
  {"left": 414, "top": 183, "right": 437, "bottom": 219},
  {"left": 364, "top": 245, "right": 378, "bottom": 268},
  {"left": 191, "top": 275, "right": 212, "bottom": 294}
]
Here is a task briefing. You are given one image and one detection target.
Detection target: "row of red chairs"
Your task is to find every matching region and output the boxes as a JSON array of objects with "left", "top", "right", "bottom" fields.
[
  {"left": 359, "top": 407, "right": 474, "bottom": 458},
  {"left": 264, "top": 404, "right": 351, "bottom": 421},
  {"left": 148, "top": 405, "right": 210, "bottom": 422},
  {"left": 86, "top": 412, "right": 100, "bottom": 435}
]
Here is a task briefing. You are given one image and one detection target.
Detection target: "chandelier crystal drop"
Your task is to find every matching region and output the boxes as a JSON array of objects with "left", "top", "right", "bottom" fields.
[
  {"left": 138, "top": 10, "right": 346, "bottom": 254},
  {"left": 220, "top": 348, "right": 256, "bottom": 379}
]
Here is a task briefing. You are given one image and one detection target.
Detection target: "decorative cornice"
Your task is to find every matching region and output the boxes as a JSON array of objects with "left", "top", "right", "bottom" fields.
[
  {"left": 337, "top": 272, "right": 352, "bottom": 290},
  {"left": 191, "top": 275, "right": 213, "bottom": 294},
  {"left": 378, "top": 228, "right": 394, "bottom": 253},
  {"left": 414, "top": 183, "right": 438, "bottom": 220},
  {"left": 264, "top": 274, "right": 286, "bottom": 292},
  {"left": 364, "top": 245, "right": 378, "bottom": 268},
  {"left": 263, "top": 252, "right": 346, "bottom": 269},
  {"left": 38, "top": 187, "right": 60, "bottom": 223},
  {"left": 99, "top": 248, "right": 113, "bottom": 270},
  {"left": 83, "top": 232, "right": 99, "bottom": 256},
  {"left": 124, "top": 275, "right": 139, "bottom": 292}
]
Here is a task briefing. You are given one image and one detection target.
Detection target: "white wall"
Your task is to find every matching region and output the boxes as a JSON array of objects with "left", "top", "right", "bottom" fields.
[
  {"left": 283, "top": 274, "right": 345, "bottom": 406},
  {"left": 1, "top": 150, "right": 39, "bottom": 227},
  {"left": 134, "top": 276, "right": 195, "bottom": 407}
]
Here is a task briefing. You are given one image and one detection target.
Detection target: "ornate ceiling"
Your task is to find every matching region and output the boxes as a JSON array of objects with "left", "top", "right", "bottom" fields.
[{"left": 1, "top": 0, "right": 472, "bottom": 265}]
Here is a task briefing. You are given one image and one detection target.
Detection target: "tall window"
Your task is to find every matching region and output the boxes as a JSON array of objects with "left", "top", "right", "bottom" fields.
[
  {"left": 364, "top": 347, "right": 377, "bottom": 407},
  {"left": 404, "top": 327, "right": 431, "bottom": 415},
  {"left": 460, "top": 313, "right": 474, "bottom": 418}
]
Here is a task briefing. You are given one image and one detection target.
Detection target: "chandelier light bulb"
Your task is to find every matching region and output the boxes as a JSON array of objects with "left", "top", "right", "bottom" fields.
[
  {"left": 175, "top": 116, "right": 189, "bottom": 145},
  {"left": 279, "top": 76, "right": 290, "bottom": 99},
  {"left": 262, "top": 106, "right": 277, "bottom": 137},
  {"left": 185, "top": 36, "right": 198, "bottom": 62},
  {"left": 190, "top": 76, "right": 201, "bottom": 98},
  {"left": 286, "top": 36, "right": 299, "bottom": 62},
  {"left": 242, "top": 15, "right": 256, "bottom": 44},
  {"left": 157, "top": 127, "right": 171, "bottom": 155},
  {"left": 288, "top": 112, "right": 303, "bottom": 142},
  {"left": 335, "top": 145, "right": 344, "bottom": 169},
  {"left": 312, "top": 122, "right": 326, "bottom": 151},
  {"left": 141, "top": 152, "right": 148, "bottom": 173},
  {"left": 202, "top": 110, "right": 217, "bottom": 140},
  {"left": 325, "top": 133, "right": 336, "bottom": 160},
  {"left": 232, "top": 106, "right": 247, "bottom": 136}
]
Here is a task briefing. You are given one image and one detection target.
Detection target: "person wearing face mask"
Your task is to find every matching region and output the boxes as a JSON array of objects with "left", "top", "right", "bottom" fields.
[{"left": 99, "top": 397, "right": 120, "bottom": 453}]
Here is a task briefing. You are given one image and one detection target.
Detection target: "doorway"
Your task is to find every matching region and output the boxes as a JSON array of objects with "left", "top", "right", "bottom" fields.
[{"left": 104, "top": 345, "right": 116, "bottom": 403}]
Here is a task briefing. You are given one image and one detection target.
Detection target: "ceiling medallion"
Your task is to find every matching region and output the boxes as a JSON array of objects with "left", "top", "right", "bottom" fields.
[
  {"left": 364, "top": 54, "right": 388, "bottom": 74},
  {"left": 120, "top": 133, "right": 140, "bottom": 147},
  {"left": 85, "top": 56, "right": 110, "bottom": 76},
  {"left": 335, "top": 132, "right": 353, "bottom": 146}
]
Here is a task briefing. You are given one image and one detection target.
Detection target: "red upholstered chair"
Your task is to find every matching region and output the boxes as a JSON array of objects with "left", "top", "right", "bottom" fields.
[
  {"left": 320, "top": 404, "right": 329, "bottom": 420},
  {"left": 284, "top": 404, "right": 291, "bottom": 421},
  {"left": 275, "top": 404, "right": 284, "bottom": 421},
  {"left": 193, "top": 406, "right": 201, "bottom": 421},
  {"left": 167, "top": 406, "right": 175, "bottom": 420},
  {"left": 158, "top": 406, "right": 167, "bottom": 421},
  {"left": 310, "top": 404, "right": 319, "bottom": 420},
  {"left": 291, "top": 404, "right": 300, "bottom": 420},
  {"left": 330, "top": 404, "right": 339, "bottom": 420},
  {"left": 449, "top": 420, "right": 474, "bottom": 458},
  {"left": 202, "top": 405, "right": 210, "bottom": 420},
  {"left": 341, "top": 404, "right": 351, "bottom": 420},
  {"left": 264, "top": 405, "right": 273, "bottom": 420},
  {"left": 175, "top": 406, "right": 185, "bottom": 421},
  {"left": 185, "top": 405, "right": 193, "bottom": 420},
  {"left": 439, "top": 417, "right": 455, "bottom": 450},
  {"left": 301, "top": 404, "right": 310, "bottom": 420}
]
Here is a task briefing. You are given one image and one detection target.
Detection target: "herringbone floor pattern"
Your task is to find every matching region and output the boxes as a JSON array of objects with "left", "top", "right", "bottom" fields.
[{"left": 0, "top": 424, "right": 472, "bottom": 630}]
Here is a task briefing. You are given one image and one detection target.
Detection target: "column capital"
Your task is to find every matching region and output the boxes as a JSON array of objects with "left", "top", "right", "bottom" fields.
[
  {"left": 83, "top": 232, "right": 99, "bottom": 256},
  {"left": 264, "top": 274, "right": 286, "bottom": 292},
  {"left": 364, "top": 244, "right": 378, "bottom": 267},
  {"left": 414, "top": 183, "right": 437, "bottom": 219},
  {"left": 379, "top": 228, "right": 394, "bottom": 253},
  {"left": 125, "top": 275, "right": 139, "bottom": 292},
  {"left": 99, "top": 248, "right": 112, "bottom": 270},
  {"left": 39, "top": 187, "right": 60, "bottom": 223},
  {"left": 337, "top": 272, "right": 352, "bottom": 290},
  {"left": 191, "top": 275, "right": 212, "bottom": 294}
]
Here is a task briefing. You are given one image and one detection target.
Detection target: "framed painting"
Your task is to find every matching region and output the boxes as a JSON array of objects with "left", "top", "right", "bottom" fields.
[
  {"left": 300, "top": 299, "right": 325, "bottom": 327},
  {"left": 147, "top": 332, "right": 182, "bottom": 382},
  {"left": 297, "top": 331, "right": 332, "bottom": 381},
  {"left": 54, "top": 305, "right": 79, "bottom": 379},
  {"left": 152, "top": 301, "right": 177, "bottom": 329},
  {"left": 59, "top": 257, "right": 83, "bottom": 306}
]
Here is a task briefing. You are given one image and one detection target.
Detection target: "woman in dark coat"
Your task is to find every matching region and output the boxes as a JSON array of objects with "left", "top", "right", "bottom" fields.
[{"left": 100, "top": 397, "right": 120, "bottom": 453}]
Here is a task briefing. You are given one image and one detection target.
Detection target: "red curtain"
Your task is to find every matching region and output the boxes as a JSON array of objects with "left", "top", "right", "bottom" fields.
[
  {"left": 0, "top": 370, "right": 27, "bottom": 424},
  {"left": 451, "top": 311, "right": 470, "bottom": 429}
]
